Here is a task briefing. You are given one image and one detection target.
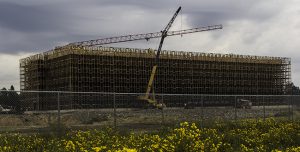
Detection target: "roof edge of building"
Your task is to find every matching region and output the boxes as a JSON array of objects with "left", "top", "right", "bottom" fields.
[{"left": 20, "top": 46, "right": 291, "bottom": 65}]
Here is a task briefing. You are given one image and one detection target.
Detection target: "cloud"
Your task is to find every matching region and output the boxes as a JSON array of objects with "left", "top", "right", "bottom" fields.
[
  {"left": 0, "top": 2, "right": 63, "bottom": 32},
  {"left": 0, "top": 0, "right": 300, "bottom": 88},
  {"left": 0, "top": 53, "right": 30, "bottom": 90},
  {"left": 0, "top": 0, "right": 178, "bottom": 54},
  {"left": 184, "top": 1, "right": 286, "bottom": 26}
]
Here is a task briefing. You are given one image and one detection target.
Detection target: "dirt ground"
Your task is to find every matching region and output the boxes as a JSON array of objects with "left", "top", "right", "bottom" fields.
[{"left": 0, "top": 105, "right": 298, "bottom": 133}]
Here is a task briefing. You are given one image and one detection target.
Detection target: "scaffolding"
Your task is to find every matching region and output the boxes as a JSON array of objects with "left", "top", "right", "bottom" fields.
[{"left": 19, "top": 46, "right": 291, "bottom": 109}]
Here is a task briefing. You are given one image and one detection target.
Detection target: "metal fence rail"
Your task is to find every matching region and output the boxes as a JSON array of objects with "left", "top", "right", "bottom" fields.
[{"left": 0, "top": 90, "right": 299, "bottom": 134}]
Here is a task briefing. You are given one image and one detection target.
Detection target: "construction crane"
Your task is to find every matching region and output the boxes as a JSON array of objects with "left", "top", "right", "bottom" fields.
[
  {"left": 65, "top": 25, "right": 222, "bottom": 48},
  {"left": 138, "top": 6, "right": 183, "bottom": 109},
  {"left": 136, "top": 7, "right": 222, "bottom": 109},
  {"left": 61, "top": 6, "right": 222, "bottom": 109}
]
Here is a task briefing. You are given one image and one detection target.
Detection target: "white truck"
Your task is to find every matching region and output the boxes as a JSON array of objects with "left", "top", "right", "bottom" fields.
[
  {"left": 236, "top": 99, "right": 252, "bottom": 109},
  {"left": 0, "top": 105, "right": 13, "bottom": 114}
]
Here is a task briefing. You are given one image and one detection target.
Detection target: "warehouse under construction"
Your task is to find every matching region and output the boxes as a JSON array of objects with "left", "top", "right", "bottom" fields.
[
  {"left": 19, "top": 46, "right": 291, "bottom": 109},
  {"left": 20, "top": 47, "right": 291, "bottom": 95},
  {"left": 19, "top": 7, "right": 291, "bottom": 110}
]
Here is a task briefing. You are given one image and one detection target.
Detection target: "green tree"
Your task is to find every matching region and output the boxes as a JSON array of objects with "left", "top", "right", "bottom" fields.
[
  {"left": 0, "top": 86, "right": 22, "bottom": 114},
  {"left": 0, "top": 87, "right": 8, "bottom": 106},
  {"left": 8, "top": 85, "right": 22, "bottom": 113},
  {"left": 10, "top": 85, "right": 15, "bottom": 91},
  {"left": 291, "top": 83, "right": 300, "bottom": 95}
]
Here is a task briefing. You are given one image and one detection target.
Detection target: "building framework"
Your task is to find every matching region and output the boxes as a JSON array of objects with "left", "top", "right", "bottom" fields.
[{"left": 20, "top": 46, "right": 291, "bottom": 109}]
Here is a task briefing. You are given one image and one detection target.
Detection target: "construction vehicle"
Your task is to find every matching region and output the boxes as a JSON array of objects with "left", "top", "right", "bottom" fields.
[
  {"left": 62, "top": 7, "right": 222, "bottom": 109},
  {"left": 236, "top": 99, "right": 252, "bottom": 109},
  {"left": 137, "top": 6, "right": 182, "bottom": 109},
  {"left": 0, "top": 105, "right": 14, "bottom": 114},
  {"left": 137, "top": 7, "right": 222, "bottom": 109}
]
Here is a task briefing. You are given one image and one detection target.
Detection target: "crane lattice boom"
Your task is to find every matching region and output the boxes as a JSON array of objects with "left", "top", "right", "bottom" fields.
[{"left": 67, "top": 25, "right": 222, "bottom": 47}]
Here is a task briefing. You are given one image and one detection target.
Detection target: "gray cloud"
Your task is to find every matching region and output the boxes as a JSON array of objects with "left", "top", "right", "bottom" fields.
[
  {"left": 0, "top": 0, "right": 300, "bottom": 88},
  {"left": 0, "top": 0, "right": 284, "bottom": 54},
  {"left": 0, "top": 2, "right": 65, "bottom": 32},
  {"left": 185, "top": 1, "right": 284, "bottom": 25},
  {"left": 0, "top": 0, "right": 174, "bottom": 54}
]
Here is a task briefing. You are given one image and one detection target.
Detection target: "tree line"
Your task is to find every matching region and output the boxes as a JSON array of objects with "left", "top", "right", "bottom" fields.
[
  {"left": 291, "top": 83, "right": 300, "bottom": 95},
  {"left": 0, "top": 85, "right": 22, "bottom": 113}
]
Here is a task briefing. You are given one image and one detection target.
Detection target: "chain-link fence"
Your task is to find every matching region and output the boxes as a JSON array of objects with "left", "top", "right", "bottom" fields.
[{"left": 0, "top": 90, "right": 299, "bottom": 134}]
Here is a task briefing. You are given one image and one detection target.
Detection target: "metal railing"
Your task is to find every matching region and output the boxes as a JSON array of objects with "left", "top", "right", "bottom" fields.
[{"left": 0, "top": 90, "right": 299, "bottom": 134}]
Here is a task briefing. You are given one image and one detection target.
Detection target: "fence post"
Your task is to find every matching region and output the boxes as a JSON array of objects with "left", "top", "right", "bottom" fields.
[
  {"left": 234, "top": 96, "right": 237, "bottom": 122},
  {"left": 161, "top": 95, "right": 165, "bottom": 125},
  {"left": 255, "top": 95, "right": 258, "bottom": 122},
  {"left": 201, "top": 94, "right": 204, "bottom": 128},
  {"left": 263, "top": 96, "right": 265, "bottom": 121},
  {"left": 290, "top": 95, "right": 293, "bottom": 121},
  {"left": 57, "top": 92, "right": 61, "bottom": 135},
  {"left": 113, "top": 92, "right": 117, "bottom": 130}
]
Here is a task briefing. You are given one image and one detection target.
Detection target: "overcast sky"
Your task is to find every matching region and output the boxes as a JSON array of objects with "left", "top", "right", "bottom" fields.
[{"left": 0, "top": 0, "right": 300, "bottom": 90}]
